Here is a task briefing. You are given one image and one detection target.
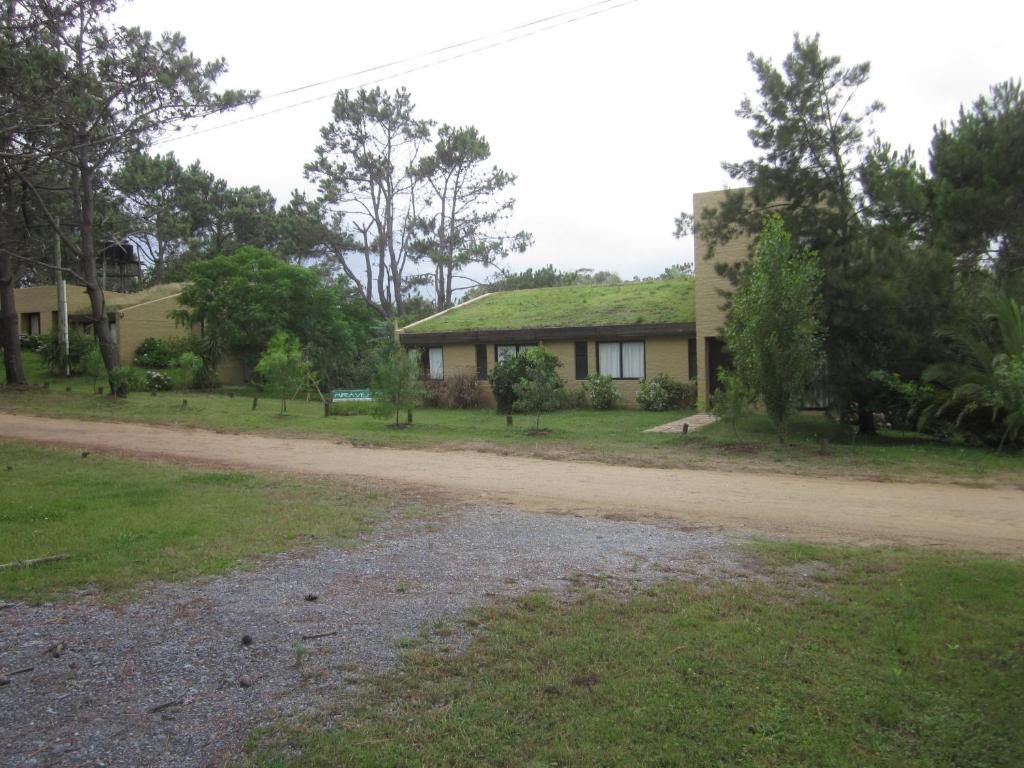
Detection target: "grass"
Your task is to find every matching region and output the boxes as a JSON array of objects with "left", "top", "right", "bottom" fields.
[
  {"left": 245, "top": 544, "right": 1024, "bottom": 767},
  {"left": 0, "top": 441, "right": 382, "bottom": 603},
  {"left": 403, "top": 278, "right": 696, "bottom": 333},
  {"left": 2, "top": 352, "right": 1021, "bottom": 486}
]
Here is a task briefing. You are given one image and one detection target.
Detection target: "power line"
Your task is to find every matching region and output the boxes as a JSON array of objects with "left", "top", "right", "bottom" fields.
[
  {"left": 152, "top": 0, "right": 640, "bottom": 147},
  {"left": 258, "top": 0, "right": 627, "bottom": 102}
]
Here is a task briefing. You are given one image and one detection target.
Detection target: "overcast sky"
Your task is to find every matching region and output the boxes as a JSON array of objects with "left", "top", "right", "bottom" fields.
[{"left": 117, "top": 0, "right": 1021, "bottom": 283}]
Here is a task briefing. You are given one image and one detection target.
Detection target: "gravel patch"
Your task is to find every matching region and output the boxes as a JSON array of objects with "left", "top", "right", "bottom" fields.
[{"left": 0, "top": 504, "right": 749, "bottom": 768}]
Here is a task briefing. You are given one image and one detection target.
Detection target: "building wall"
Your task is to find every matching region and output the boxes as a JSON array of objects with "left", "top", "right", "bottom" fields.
[
  {"left": 13, "top": 285, "right": 133, "bottom": 335},
  {"left": 411, "top": 335, "right": 693, "bottom": 409},
  {"left": 693, "top": 189, "right": 753, "bottom": 406},
  {"left": 115, "top": 294, "right": 188, "bottom": 366}
]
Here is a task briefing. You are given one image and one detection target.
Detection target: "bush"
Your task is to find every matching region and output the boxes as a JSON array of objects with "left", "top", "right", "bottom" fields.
[
  {"left": 134, "top": 337, "right": 188, "bottom": 369},
  {"left": 422, "top": 380, "right": 449, "bottom": 408},
  {"left": 582, "top": 373, "right": 621, "bottom": 410},
  {"left": 108, "top": 366, "right": 147, "bottom": 397},
  {"left": 637, "top": 374, "right": 695, "bottom": 411},
  {"left": 447, "top": 373, "right": 480, "bottom": 409},
  {"left": 490, "top": 354, "right": 534, "bottom": 414},
  {"left": 20, "top": 334, "right": 45, "bottom": 352},
  {"left": 145, "top": 370, "right": 174, "bottom": 392},
  {"left": 38, "top": 329, "right": 95, "bottom": 374}
]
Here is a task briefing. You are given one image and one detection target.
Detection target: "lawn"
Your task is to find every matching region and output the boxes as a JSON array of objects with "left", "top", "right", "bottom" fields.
[
  {"left": 245, "top": 544, "right": 1024, "bottom": 767},
  {"left": 404, "top": 278, "right": 695, "bottom": 332},
  {"left": 0, "top": 441, "right": 382, "bottom": 603},
  {"left": 2, "top": 352, "right": 1022, "bottom": 487}
]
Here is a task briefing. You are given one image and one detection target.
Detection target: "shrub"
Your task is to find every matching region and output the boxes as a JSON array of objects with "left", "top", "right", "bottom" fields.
[
  {"left": 134, "top": 337, "right": 188, "bottom": 369},
  {"left": 145, "top": 370, "right": 174, "bottom": 392},
  {"left": 422, "top": 380, "right": 449, "bottom": 408},
  {"left": 447, "top": 373, "right": 480, "bottom": 409},
  {"left": 177, "top": 351, "right": 204, "bottom": 389},
  {"left": 20, "top": 334, "right": 45, "bottom": 351},
  {"left": 38, "top": 329, "right": 95, "bottom": 374},
  {"left": 490, "top": 354, "right": 534, "bottom": 414},
  {"left": 582, "top": 373, "right": 621, "bottom": 410},
  {"left": 637, "top": 374, "right": 695, "bottom": 411},
  {"left": 108, "top": 366, "right": 147, "bottom": 397}
]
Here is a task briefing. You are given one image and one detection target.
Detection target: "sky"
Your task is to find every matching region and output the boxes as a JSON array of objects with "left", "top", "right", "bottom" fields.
[{"left": 116, "top": 0, "right": 1022, "bottom": 285}]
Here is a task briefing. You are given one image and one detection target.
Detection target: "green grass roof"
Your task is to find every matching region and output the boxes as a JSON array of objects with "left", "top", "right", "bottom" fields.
[{"left": 403, "top": 278, "right": 696, "bottom": 334}]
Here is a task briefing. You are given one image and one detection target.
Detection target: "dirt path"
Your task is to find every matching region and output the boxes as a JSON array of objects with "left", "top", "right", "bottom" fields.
[{"left": 2, "top": 413, "right": 1022, "bottom": 555}]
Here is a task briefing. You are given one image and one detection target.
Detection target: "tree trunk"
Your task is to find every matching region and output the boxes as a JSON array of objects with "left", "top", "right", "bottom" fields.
[
  {"left": 0, "top": 250, "right": 27, "bottom": 386},
  {"left": 77, "top": 154, "right": 118, "bottom": 374},
  {"left": 857, "top": 408, "right": 877, "bottom": 437}
]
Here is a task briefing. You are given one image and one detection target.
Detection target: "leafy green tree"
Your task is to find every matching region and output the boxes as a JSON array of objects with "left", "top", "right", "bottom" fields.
[
  {"left": 928, "top": 80, "right": 1024, "bottom": 292},
  {"left": 255, "top": 332, "right": 311, "bottom": 415},
  {"left": 411, "top": 125, "right": 532, "bottom": 310},
  {"left": 723, "top": 216, "right": 824, "bottom": 441},
  {"left": 174, "top": 247, "right": 351, "bottom": 378},
  {"left": 683, "top": 33, "right": 950, "bottom": 433},
  {"left": 921, "top": 291, "right": 1024, "bottom": 449},
  {"left": 4, "top": 0, "right": 255, "bottom": 375},
  {"left": 371, "top": 344, "right": 424, "bottom": 427},
  {"left": 511, "top": 347, "right": 565, "bottom": 430}
]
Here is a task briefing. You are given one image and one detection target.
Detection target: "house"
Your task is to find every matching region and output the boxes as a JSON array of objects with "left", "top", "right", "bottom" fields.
[
  {"left": 397, "top": 279, "right": 698, "bottom": 407},
  {"left": 398, "top": 189, "right": 754, "bottom": 409},
  {"left": 693, "top": 188, "right": 754, "bottom": 406},
  {"left": 12, "top": 282, "right": 244, "bottom": 384}
]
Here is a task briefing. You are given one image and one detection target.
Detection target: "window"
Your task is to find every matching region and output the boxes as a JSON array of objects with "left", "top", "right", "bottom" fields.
[
  {"left": 427, "top": 347, "right": 443, "bottom": 380},
  {"left": 687, "top": 337, "right": 697, "bottom": 381},
  {"left": 475, "top": 344, "right": 488, "bottom": 380},
  {"left": 596, "top": 341, "right": 644, "bottom": 379},
  {"left": 407, "top": 346, "right": 443, "bottom": 380},
  {"left": 574, "top": 341, "right": 588, "bottom": 380},
  {"left": 495, "top": 344, "right": 535, "bottom": 362},
  {"left": 21, "top": 313, "right": 40, "bottom": 336}
]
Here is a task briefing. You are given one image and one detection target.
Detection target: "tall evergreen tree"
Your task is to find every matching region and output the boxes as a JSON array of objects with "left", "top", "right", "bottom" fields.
[{"left": 685, "top": 34, "right": 951, "bottom": 432}]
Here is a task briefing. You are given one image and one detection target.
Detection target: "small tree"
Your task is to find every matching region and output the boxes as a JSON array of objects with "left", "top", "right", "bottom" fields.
[
  {"left": 254, "top": 333, "right": 310, "bottom": 415},
  {"left": 511, "top": 347, "right": 565, "bottom": 431},
  {"left": 371, "top": 345, "right": 425, "bottom": 427},
  {"left": 81, "top": 345, "right": 106, "bottom": 393},
  {"left": 723, "top": 215, "right": 824, "bottom": 441}
]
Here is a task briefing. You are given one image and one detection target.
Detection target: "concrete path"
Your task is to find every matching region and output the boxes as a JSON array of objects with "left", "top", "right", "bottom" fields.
[{"left": 644, "top": 413, "right": 719, "bottom": 433}]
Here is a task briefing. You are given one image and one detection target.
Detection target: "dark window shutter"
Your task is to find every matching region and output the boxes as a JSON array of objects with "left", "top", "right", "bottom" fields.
[
  {"left": 476, "top": 344, "right": 488, "bottom": 380},
  {"left": 574, "top": 341, "right": 588, "bottom": 380},
  {"left": 688, "top": 337, "right": 698, "bottom": 381}
]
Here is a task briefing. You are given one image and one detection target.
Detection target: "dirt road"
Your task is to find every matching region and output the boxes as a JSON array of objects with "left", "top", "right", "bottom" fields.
[{"left": 2, "top": 413, "right": 1022, "bottom": 555}]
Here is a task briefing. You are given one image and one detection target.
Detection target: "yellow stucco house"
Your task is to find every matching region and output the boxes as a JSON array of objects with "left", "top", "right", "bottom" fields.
[
  {"left": 398, "top": 189, "right": 751, "bottom": 409},
  {"left": 12, "top": 282, "right": 244, "bottom": 384}
]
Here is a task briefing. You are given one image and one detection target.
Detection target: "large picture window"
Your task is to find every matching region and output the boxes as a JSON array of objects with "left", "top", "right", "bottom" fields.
[{"left": 596, "top": 341, "right": 644, "bottom": 379}]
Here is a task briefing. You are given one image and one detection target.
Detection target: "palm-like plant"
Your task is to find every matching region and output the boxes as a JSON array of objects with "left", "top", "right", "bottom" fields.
[{"left": 921, "top": 292, "right": 1024, "bottom": 449}]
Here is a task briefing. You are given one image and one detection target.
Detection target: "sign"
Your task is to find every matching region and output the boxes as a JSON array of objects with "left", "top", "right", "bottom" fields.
[{"left": 332, "top": 389, "right": 373, "bottom": 403}]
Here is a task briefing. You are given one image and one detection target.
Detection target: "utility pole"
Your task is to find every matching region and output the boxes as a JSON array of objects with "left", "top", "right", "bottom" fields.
[{"left": 55, "top": 218, "right": 69, "bottom": 377}]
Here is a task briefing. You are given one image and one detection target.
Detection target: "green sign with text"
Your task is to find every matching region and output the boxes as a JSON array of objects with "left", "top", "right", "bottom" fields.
[{"left": 331, "top": 389, "right": 373, "bottom": 402}]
